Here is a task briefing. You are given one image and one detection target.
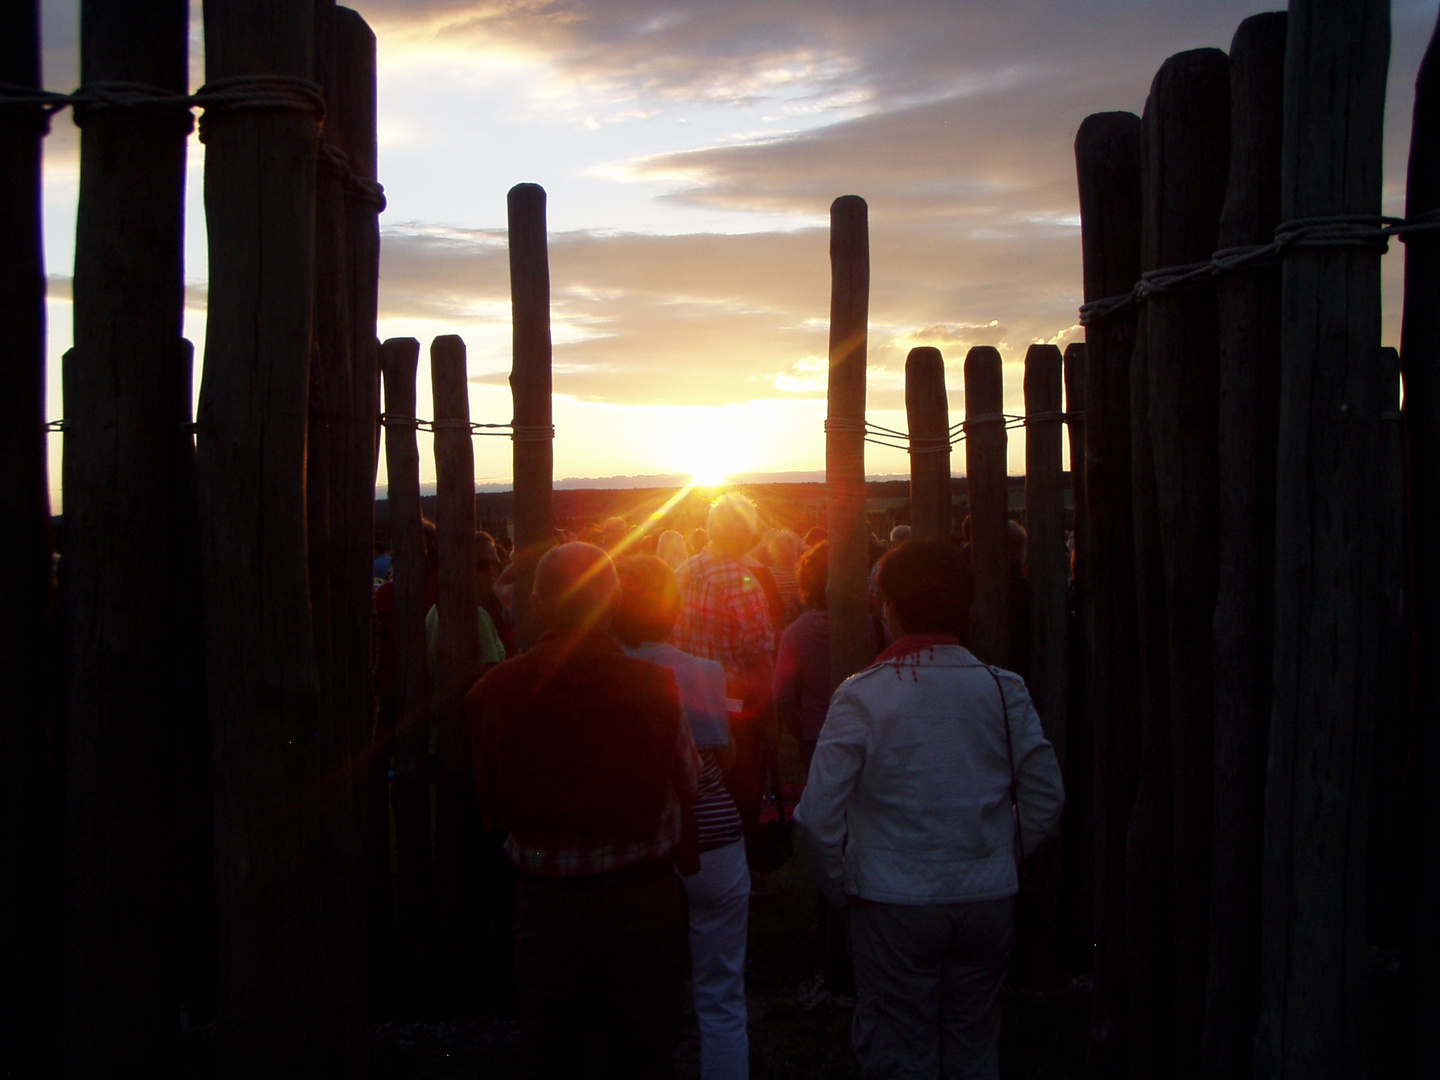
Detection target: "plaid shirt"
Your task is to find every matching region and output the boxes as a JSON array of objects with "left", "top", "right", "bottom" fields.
[
  {"left": 505, "top": 715, "right": 703, "bottom": 877},
  {"left": 674, "top": 547, "right": 776, "bottom": 676}
]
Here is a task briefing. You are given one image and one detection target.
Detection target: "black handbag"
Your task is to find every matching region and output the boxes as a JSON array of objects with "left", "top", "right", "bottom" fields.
[
  {"left": 989, "top": 667, "right": 1067, "bottom": 993},
  {"left": 746, "top": 764, "right": 793, "bottom": 873}
]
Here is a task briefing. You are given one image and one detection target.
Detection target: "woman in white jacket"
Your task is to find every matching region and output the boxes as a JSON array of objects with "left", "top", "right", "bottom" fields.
[{"left": 795, "top": 539, "right": 1064, "bottom": 1080}]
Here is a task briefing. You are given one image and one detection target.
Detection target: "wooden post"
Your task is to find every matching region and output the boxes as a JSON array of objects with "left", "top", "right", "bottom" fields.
[
  {"left": 0, "top": 2, "right": 56, "bottom": 1071},
  {"left": 380, "top": 337, "right": 436, "bottom": 1015},
  {"left": 1203, "top": 14, "right": 1285, "bottom": 1078},
  {"left": 1059, "top": 340, "right": 1094, "bottom": 971},
  {"left": 1401, "top": 9, "right": 1440, "bottom": 1071},
  {"left": 334, "top": 5, "right": 385, "bottom": 1021},
  {"left": 508, "top": 182, "right": 553, "bottom": 650},
  {"left": 826, "top": 195, "right": 871, "bottom": 689},
  {"left": 195, "top": 0, "right": 338, "bottom": 1070},
  {"left": 1075, "top": 109, "right": 1143, "bottom": 1075},
  {"left": 430, "top": 334, "right": 483, "bottom": 1012},
  {"left": 964, "top": 346, "right": 1007, "bottom": 668},
  {"left": 1024, "top": 343, "right": 1067, "bottom": 761},
  {"left": 905, "top": 347, "right": 951, "bottom": 541},
  {"left": 63, "top": 0, "right": 193, "bottom": 1070},
  {"left": 1141, "top": 47, "right": 1230, "bottom": 1074},
  {"left": 1261, "top": 1, "right": 1389, "bottom": 1075}
]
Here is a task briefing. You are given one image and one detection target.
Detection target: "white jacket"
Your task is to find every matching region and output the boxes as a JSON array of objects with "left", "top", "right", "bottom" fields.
[{"left": 794, "top": 642, "right": 1064, "bottom": 907}]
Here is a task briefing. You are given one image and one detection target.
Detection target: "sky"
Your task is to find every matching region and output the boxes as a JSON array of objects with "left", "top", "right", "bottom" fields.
[{"left": 35, "top": 0, "right": 1440, "bottom": 503}]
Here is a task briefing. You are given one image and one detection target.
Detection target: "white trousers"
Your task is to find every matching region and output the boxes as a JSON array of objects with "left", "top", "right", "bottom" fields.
[{"left": 683, "top": 838, "right": 750, "bottom": 1080}]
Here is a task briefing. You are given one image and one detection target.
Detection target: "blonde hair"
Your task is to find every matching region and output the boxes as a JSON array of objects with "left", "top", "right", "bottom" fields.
[
  {"left": 707, "top": 493, "right": 759, "bottom": 556},
  {"left": 656, "top": 529, "right": 688, "bottom": 569}
]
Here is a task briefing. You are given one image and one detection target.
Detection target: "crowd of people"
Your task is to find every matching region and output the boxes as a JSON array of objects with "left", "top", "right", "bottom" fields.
[{"left": 373, "top": 493, "right": 1064, "bottom": 1080}]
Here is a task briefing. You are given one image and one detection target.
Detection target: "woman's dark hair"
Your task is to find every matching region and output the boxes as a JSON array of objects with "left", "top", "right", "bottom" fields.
[
  {"left": 797, "top": 540, "right": 828, "bottom": 611},
  {"left": 611, "top": 554, "right": 681, "bottom": 647},
  {"left": 875, "top": 538, "right": 972, "bottom": 636}
]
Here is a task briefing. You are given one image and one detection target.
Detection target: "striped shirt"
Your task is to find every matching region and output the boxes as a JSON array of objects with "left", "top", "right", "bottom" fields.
[{"left": 695, "top": 751, "right": 744, "bottom": 851}]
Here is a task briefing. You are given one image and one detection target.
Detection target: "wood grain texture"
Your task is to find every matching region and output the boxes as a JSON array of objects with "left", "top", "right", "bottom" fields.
[
  {"left": 508, "top": 183, "right": 554, "bottom": 649},
  {"left": 380, "top": 336, "right": 438, "bottom": 1015},
  {"left": 1140, "top": 47, "right": 1230, "bottom": 1075},
  {"left": 826, "top": 195, "right": 872, "bottom": 690},
  {"left": 1075, "top": 109, "right": 1143, "bottom": 1078},
  {"left": 1261, "top": 2, "right": 1390, "bottom": 1075},
  {"left": 904, "top": 346, "right": 951, "bottom": 541},
  {"left": 195, "top": 1, "right": 333, "bottom": 1070},
  {"left": 964, "top": 346, "right": 1008, "bottom": 669},
  {"left": 1024, "top": 343, "right": 1067, "bottom": 761},
  {"left": 64, "top": 0, "right": 194, "bottom": 1071},
  {"left": 1202, "top": 15, "right": 1285, "bottom": 1078},
  {"left": 430, "top": 334, "right": 484, "bottom": 1013}
]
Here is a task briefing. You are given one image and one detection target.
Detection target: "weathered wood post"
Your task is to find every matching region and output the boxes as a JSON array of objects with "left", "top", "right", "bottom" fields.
[
  {"left": 1260, "top": 1, "right": 1390, "bottom": 1075},
  {"left": 334, "top": 3, "right": 386, "bottom": 1019},
  {"left": 1203, "top": 14, "right": 1285, "bottom": 1078},
  {"left": 964, "top": 346, "right": 1008, "bottom": 668},
  {"left": 195, "top": 0, "right": 348, "bottom": 1068},
  {"left": 905, "top": 346, "right": 951, "bottom": 541},
  {"left": 305, "top": 6, "right": 367, "bottom": 1055},
  {"left": 430, "top": 334, "right": 484, "bottom": 1012},
  {"left": 1059, "top": 340, "right": 1093, "bottom": 970},
  {"left": 380, "top": 336, "right": 437, "bottom": 1014},
  {"left": 1401, "top": 9, "right": 1440, "bottom": 1070},
  {"left": 307, "top": 0, "right": 351, "bottom": 764},
  {"left": 1022, "top": 341, "right": 1068, "bottom": 987},
  {"left": 0, "top": 2, "right": 57, "bottom": 1070},
  {"left": 508, "top": 182, "right": 554, "bottom": 649},
  {"left": 826, "top": 195, "right": 872, "bottom": 687},
  {"left": 64, "top": 0, "right": 195, "bottom": 1069},
  {"left": 1075, "top": 109, "right": 1143, "bottom": 1075},
  {"left": 1024, "top": 343, "right": 1067, "bottom": 761},
  {"left": 1140, "top": 47, "right": 1230, "bottom": 1074}
]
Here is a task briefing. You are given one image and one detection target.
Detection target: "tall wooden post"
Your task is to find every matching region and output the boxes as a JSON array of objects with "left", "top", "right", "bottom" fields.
[
  {"left": 1400, "top": 9, "right": 1440, "bottom": 1071},
  {"left": 1203, "top": 14, "right": 1285, "bottom": 1078},
  {"left": 1261, "top": 1, "right": 1389, "bottom": 1075},
  {"left": 0, "top": 2, "right": 56, "bottom": 1071},
  {"left": 335, "top": 4, "right": 385, "bottom": 1020},
  {"left": 1059, "top": 340, "right": 1093, "bottom": 972},
  {"left": 964, "top": 346, "right": 1007, "bottom": 668},
  {"left": 430, "top": 334, "right": 483, "bottom": 1012},
  {"left": 508, "top": 182, "right": 553, "bottom": 649},
  {"left": 1141, "top": 48, "right": 1230, "bottom": 1074},
  {"left": 1024, "top": 343, "right": 1067, "bottom": 761},
  {"left": 306, "top": 6, "right": 367, "bottom": 1059},
  {"left": 64, "top": 0, "right": 194, "bottom": 1070},
  {"left": 1075, "top": 109, "right": 1143, "bottom": 1075},
  {"left": 196, "top": 0, "right": 340, "bottom": 1070},
  {"left": 826, "top": 195, "right": 871, "bottom": 689},
  {"left": 380, "top": 337, "right": 436, "bottom": 1015},
  {"left": 905, "top": 347, "right": 951, "bottom": 541}
]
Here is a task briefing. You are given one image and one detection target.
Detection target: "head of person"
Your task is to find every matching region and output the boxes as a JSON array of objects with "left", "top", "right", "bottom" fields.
[
  {"left": 601, "top": 516, "right": 630, "bottom": 552},
  {"left": 875, "top": 538, "right": 971, "bottom": 639},
  {"left": 797, "top": 540, "right": 828, "bottom": 611},
  {"left": 611, "top": 555, "right": 682, "bottom": 647},
  {"left": 655, "top": 529, "right": 688, "bottom": 570},
  {"left": 687, "top": 527, "right": 708, "bottom": 555},
  {"left": 530, "top": 542, "right": 619, "bottom": 636},
  {"left": 475, "top": 531, "right": 500, "bottom": 599},
  {"left": 576, "top": 523, "right": 604, "bottom": 547},
  {"left": 707, "top": 493, "right": 759, "bottom": 559},
  {"left": 889, "top": 524, "right": 912, "bottom": 547},
  {"left": 766, "top": 528, "right": 801, "bottom": 573},
  {"left": 801, "top": 526, "right": 827, "bottom": 549},
  {"left": 1007, "top": 519, "right": 1028, "bottom": 570}
]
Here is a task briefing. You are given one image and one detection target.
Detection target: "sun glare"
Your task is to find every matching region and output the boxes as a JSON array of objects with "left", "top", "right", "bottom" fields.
[{"left": 685, "top": 455, "right": 732, "bottom": 488}]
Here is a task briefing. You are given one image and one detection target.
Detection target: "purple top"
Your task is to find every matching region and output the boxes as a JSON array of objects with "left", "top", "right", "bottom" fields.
[{"left": 774, "top": 607, "right": 834, "bottom": 745}]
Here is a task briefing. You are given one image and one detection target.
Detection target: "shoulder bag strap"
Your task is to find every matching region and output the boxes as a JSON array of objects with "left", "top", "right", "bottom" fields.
[{"left": 986, "top": 665, "right": 1024, "bottom": 862}]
